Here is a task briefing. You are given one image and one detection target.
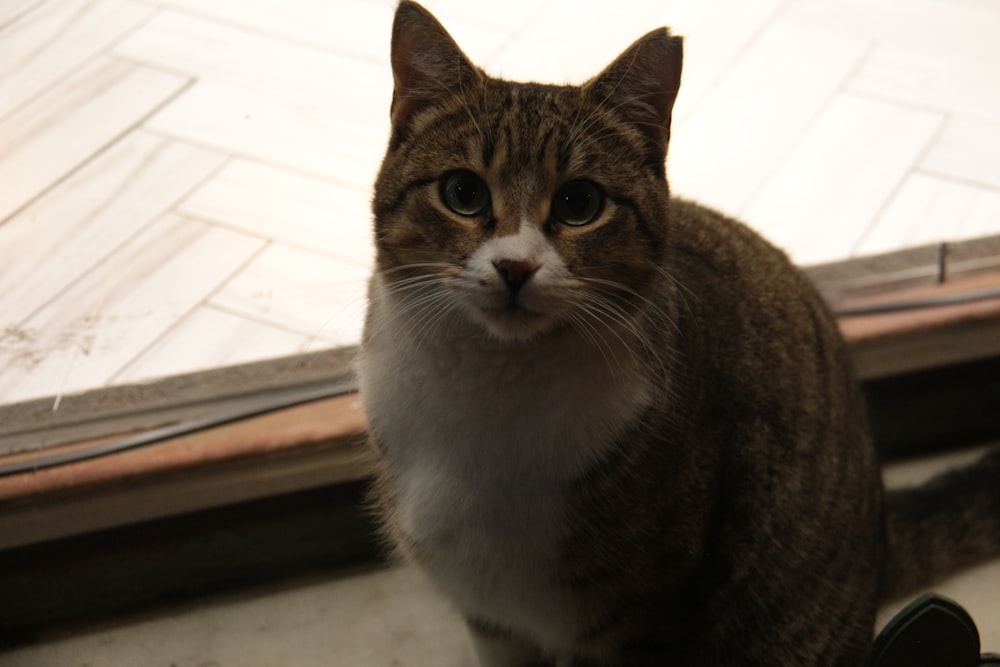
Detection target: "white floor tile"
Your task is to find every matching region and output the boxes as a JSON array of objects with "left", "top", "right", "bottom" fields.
[
  {"left": 114, "top": 306, "right": 308, "bottom": 384},
  {"left": 0, "top": 56, "right": 189, "bottom": 223},
  {"left": 423, "top": 0, "right": 543, "bottom": 33},
  {"left": 667, "top": 18, "right": 870, "bottom": 217},
  {"left": 783, "top": 0, "right": 1000, "bottom": 58},
  {"left": 0, "top": 0, "right": 152, "bottom": 120},
  {"left": 849, "top": 42, "right": 1000, "bottom": 121},
  {"left": 657, "top": 0, "right": 784, "bottom": 123},
  {"left": 153, "top": 0, "right": 398, "bottom": 63},
  {"left": 210, "top": 243, "right": 370, "bottom": 347},
  {"left": 0, "top": 0, "right": 41, "bottom": 28},
  {"left": 0, "top": 215, "right": 263, "bottom": 405},
  {"left": 921, "top": 117, "right": 1000, "bottom": 189},
  {"left": 152, "top": 0, "right": 513, "bottom": 68},
  {"left": 487, "top": 0, "right": 669, "bottom": 83},
  {"left": 856, "top": 173, "right": 1000, "bottom": 256},
  {"left": 0, "top": 131, "right": 226, "bottom": 324},
  {"left": 114, "top": 9, "right": 391, "bottom": 126},
  {"left": 179, "top": 159, "right": 373, "bottom": 263},
  {"left": 146, "top": 82, "right": 386, "bottom": 189},
  {"left": 743, "top": 93, "right": 943, "bottom": 265}
]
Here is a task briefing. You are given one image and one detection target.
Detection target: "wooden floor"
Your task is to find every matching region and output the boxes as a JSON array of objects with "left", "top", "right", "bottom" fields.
[{"left": 1, "top": 0, "right": 999, "bottom": 406}]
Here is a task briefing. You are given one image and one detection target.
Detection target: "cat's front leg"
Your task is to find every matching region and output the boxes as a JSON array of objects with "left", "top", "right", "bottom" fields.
[{"left": 465, "top": 616, "right": 554, "bottom": 667}]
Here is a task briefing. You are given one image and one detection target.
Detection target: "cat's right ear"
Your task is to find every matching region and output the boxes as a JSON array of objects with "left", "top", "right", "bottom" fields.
[
  {"left": 585, "top": 28, "right": 683, "bottom": 165},
  {"left": 389, "top": 1, "right": 482, "bottom": 132}
]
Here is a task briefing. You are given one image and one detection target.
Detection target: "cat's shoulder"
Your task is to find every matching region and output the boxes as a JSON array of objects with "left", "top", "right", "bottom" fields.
[{"left": 667, "top": 196, "right": 802, "bottom": 284}]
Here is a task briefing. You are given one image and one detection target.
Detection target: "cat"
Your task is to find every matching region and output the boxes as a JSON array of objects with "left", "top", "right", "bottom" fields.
[{"left": 356, "top": 2, "right": 1000, "bottom": 665}]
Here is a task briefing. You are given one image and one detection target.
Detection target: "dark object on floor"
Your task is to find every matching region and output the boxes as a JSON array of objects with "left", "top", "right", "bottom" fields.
[{"left": 870, "top": 592, "right": 999, "bottom": 666}]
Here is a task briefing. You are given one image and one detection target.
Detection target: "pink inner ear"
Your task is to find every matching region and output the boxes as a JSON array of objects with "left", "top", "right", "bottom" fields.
[
  {"left": 587, "top": 29, "right": 683, "bottom": 156},
  {"left": 389, "top": 31, "right": 418, "bottom": 129},
  {"left": 388, "top": 1, "right": 480, "bottom": 131}
]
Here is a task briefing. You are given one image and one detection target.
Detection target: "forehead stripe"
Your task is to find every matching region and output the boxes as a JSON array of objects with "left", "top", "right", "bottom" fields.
[
  {"left": 481, "top": 130, "right": 496, "bottom": 167},
  {"left": 536, "top": 125, "right": 559, "bottom": 168}
]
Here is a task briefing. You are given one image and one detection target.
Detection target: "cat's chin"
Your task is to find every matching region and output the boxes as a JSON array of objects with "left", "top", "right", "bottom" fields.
[{"left": 469, "top": 305, "right": 560, "bottom": 343}]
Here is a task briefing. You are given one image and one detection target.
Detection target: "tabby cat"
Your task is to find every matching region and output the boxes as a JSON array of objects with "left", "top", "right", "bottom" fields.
[{"left": 356, "top": 3, "right": 1000, "bottom": 665}]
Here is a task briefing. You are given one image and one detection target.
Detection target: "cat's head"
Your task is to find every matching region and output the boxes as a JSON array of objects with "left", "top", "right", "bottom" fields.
[{"left": 371, "top": 1, "right": 682, "bottom": 344}]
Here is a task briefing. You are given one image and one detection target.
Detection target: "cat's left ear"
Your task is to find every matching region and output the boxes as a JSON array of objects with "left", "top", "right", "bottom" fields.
[
  {"left": 585, "top": 29, "right": 683, "bottom": 162},
  {"left": 389, "top": 1, "right": 483, "bottom": 133}
]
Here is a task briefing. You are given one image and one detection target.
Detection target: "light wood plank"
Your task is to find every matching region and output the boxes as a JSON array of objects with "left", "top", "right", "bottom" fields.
[
  {"left": 179, "top": 159, "right": 373, "bottom": 262},
  {"left": 488, "top": 0, "right": 782, "bottom": 106},
  {"left": 654, "top": 0, "right": 785, "bottom": 123},
  {"left": 210, "top": 243, "right": 370, "bottom": 346},
  {"left": 0, "top": 131, "right": 226, "bottom": 324},
  {"left": 113, "top": 9, "right": 391, "bottom": 126},
  {"left": 0, "top": 0, "right": 153, "bottom": 119},
  {"left": 0, "top": 55, "right": 190, "bottom": 223},
  {"left": 856, "top": 173, "right": 1000, "bottom": 256},
  {"left": 0, "top": 214, "right": 265, "bottom": 405},
  {"left": 145, "top": 82, "right": 384, "bottom": 189},
  {"left": 783, "top": 0, "right": 1000, "bottom": 59},
  {"left": 787, "top": 0, "right": 1000, "bottom": 154},
  {"left": 666, "top": 18, "right": 870, "bottom": 218},
  {"left": 151, "top": 0, "right": 393, "bottom": 61},
  {"left": 0, "top": 0, "right": 44, "bottom": 29},
  {"left": 113, "top": 306, "right": 307, "bottom": 384},
  {"left": 151, "top": 0, "right": 511, "bottom": 65},
  {"left": 486, "top": 0, "right": 669, "bottom": 82},
  {"left": 921, "top": 117, "right": 1000, "bottom": 189},
  {"left": 849, "top": 43, "right": 1000, "bottom": 122},
  {"left": 744, "top": 93, "right": 943, "bottom": 265},
  {"left": 422, "top": 0, "right": 544, "bottom": 33},
  {"left": 417, "top": 0, "right": 784, "bottom": 119}
]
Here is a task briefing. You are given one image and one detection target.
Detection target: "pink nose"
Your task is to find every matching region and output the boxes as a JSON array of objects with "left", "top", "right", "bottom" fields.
[{"left": 493, "top": 259, "right": 539, "bottom": 294}]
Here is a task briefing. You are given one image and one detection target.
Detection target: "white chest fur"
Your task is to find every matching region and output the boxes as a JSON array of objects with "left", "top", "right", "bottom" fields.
[{"left": 357, "top": 281, "right": 651, "bottom": 649}]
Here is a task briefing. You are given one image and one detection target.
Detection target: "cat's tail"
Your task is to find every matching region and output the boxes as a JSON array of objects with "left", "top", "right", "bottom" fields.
[{"left": 881, "top": 448, "right": 1000, "bottom": 601}]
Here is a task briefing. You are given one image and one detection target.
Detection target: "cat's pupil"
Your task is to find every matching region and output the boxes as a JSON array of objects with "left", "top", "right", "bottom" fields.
[
  {"left": 564, "top": 192, "right": 591, "bottom": 216},
  {"left": 442, "top": 170, "right": 490, "bottom": 217},
  {"left": 553, "top": 180, "right": 603, "bottom": 227}
]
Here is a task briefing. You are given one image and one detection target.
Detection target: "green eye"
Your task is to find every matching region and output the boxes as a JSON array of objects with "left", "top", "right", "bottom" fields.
[
  {"left": 441, "top": 170, "right": 490, "bottom": 217},
  {"left": 553, "top": 180, "right": 603, "bottom": 227}
]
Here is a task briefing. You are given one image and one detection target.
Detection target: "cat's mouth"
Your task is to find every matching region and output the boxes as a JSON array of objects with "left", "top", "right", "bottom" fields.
[
  {"left": 483, "top": 303, "right": 543, "bottom": 321},
  {"left": 474, "top": 303, "right": 553, "bottom": 340}
]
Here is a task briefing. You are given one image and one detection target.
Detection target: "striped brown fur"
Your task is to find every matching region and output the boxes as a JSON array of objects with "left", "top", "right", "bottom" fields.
[{"left": 356, "top": 3, "right": 1000, "bottom": 665}]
